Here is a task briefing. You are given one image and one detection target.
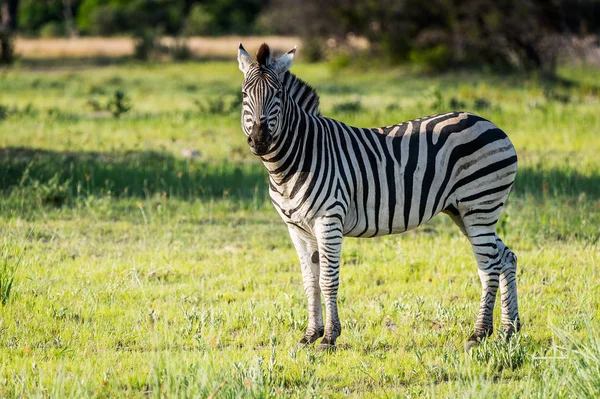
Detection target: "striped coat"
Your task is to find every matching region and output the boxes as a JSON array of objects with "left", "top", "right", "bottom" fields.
[{"left": 238, "top": 43, "right": 520, "bottom": 350}]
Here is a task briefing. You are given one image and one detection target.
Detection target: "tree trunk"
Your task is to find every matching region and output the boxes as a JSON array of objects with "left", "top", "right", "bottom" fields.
[
  {"left": 0, "top": 0, "right": 19, "bottom": 65},
  {"left": 63, "top": 0, "right": 78, "bottom": 38},
  {"left": 1, "top": 0, "right": 19, "bottom": 32}
]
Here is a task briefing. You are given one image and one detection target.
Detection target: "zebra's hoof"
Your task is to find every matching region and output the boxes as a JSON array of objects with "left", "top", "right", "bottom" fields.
[
  {"left": 299, "top": 328, "right": 324, "bottom": 345},
  {"left": 317, "top": 337, "right": 336, "bottom": 352},
  {"left": 465, "top": 339, "right": 480, "bottom": 351},
  {"left": 317, "top": 343, "right": 336, "bottom": 352},
  {"left": 465, "top": 330, "right": 492, "bottom": 351},
  {"left": 501, "top": 321, "right": 522, "bottom": 340}
]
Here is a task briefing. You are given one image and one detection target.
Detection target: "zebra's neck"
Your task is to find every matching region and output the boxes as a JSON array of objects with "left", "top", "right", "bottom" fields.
[
  {"left": 281, "top": 72, "right": 320, "bottom": 116},
  {"left": 260, "top": 95, "right": 313, "bottom": 176}
]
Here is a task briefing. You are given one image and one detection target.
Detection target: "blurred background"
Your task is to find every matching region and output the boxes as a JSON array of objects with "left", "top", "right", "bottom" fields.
[{"left": 1, "top": 0, "right": 599, "bottom": 70}]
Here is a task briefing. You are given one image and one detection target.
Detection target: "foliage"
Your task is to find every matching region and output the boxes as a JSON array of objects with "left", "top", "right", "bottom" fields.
[
  {"left": 332, "top": 99, "right": 363, "bottom": 114},
  {"left": 106, "top": 89, "right": 131, "bottom": 118},
  {"left": 182, "top": 3, "right": 217, "bottom": 36},
  {"left": 39, "top": 21, "right": 65, "bottom": 38},
  {"left": 14, "top": 0, "right": 263, "bottom": 37},
  {"left": 17, "top": 0, "right": 70, "bottom": 35},
  {"left": 194, "top": 94, "right": 241, "bottom": 115},
  {"left": 409, "top": 44, "right": 451, "bottom": 72},
  {"left": 263, "top": 0, "right": 600, "bottom": 71},
  {"left": 87, "top": 89, "right": 132, "bottom": 118},
  {"left": 6, "top": 0, "right": 600, "bottom": 71},
  {"left": 133, "top": 28, "right": 165, "bottom": 61},
  {"left": 170, "top": 37, "right": 192, "bottom": 61}
]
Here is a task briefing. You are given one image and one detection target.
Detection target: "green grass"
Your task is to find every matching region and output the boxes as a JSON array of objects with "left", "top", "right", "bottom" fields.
[{"left": 0, "top": 60, "right": 599, "bottom": 397}]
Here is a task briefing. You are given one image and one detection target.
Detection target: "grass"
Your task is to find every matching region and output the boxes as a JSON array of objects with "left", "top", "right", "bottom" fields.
[
  {"left": 0, "top": 240, "right": 25, "bottom": 306},
  {"left": 0, "top": 56, "right": 599, "bottom": 397}
]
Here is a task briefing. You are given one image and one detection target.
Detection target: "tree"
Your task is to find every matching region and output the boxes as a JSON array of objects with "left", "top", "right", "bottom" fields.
[
  {"left": 262, "top": 0, "right": 600, "bottom": 72},
  {"left": 0, "top": 0, "right": 20, "bottom": 65},
  {"left": 1, "top": 0, "right": 19, "bottom": 31}
]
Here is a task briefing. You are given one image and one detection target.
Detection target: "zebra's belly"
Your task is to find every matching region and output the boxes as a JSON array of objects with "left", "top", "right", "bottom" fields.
[{"left": 342, "top": 196, "right": 437, "bottom": 238}]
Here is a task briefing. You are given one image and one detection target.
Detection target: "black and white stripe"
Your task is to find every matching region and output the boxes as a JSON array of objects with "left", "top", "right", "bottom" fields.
[{"left": 238, "top": 43, "right": 520, "bottom": 350}]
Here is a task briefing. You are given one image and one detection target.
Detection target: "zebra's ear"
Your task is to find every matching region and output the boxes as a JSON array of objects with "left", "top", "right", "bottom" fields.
[
  {"left": 238, "top": 43, "right": 253, "bottom": 74},
  {"left": 275, "top": 46, "right": 296, "bottom": 75}
]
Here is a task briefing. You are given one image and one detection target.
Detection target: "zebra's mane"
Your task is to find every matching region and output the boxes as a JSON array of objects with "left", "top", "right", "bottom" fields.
[
  {"left": 281, "top": 71, "right": 320, "bottom": 116},
  {"left": 254, "top": 43, "right": 320, "bottom": 116}
]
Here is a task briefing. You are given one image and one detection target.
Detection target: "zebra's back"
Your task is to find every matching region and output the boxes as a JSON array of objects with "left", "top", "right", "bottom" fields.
[{"left": 337, "top": 111, "right": 517, "bottom": 237}]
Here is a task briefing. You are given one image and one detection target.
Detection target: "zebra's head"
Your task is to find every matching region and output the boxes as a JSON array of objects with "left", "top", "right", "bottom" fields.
[{"left": 238, "top": 43, "right": 296, "bottom": 156}]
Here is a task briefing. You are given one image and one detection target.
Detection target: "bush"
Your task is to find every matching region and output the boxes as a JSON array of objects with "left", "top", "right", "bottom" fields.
[
  {"left": 0, "top": 105, "right": 11, "bottom": 121},
  {"left": 409, "top": 44, "right": 451, "bottom": 72},
  {"left": 87, "top": 89, "right": 132, "bottom": 118},
  {"left": 133, "top": 29, "right": 166, "bottom": 61},
  {"left": 39, "top": 21, "right": 64, "bottom": 38},
  {"left": 184, "top": 4, "right": 217, "bottom": 36},
  {"left": 194, "top": 94, "right": 240, "bottom": 115},
  {"left": 107, "top": 90, "right": 131, "bottom": 118},
  {"left": 170, "top": 38, "right": 192, "bottom": 61},
  {"left": 332, "top": 99, "right": 363, "bottom": 114},
  {"left": 328, "top": 52, "right": 351, "bottom": 73},
  {"left": 87, "top": 4, "right": 126, "bottom": 36},
  {"left": 302, "top": 37, "right": 325, "bottom": 63}
]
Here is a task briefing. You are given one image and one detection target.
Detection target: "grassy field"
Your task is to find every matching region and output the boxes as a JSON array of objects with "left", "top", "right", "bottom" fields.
[{"left": 0, "top": 56, "right": 599, "bottom": 398}]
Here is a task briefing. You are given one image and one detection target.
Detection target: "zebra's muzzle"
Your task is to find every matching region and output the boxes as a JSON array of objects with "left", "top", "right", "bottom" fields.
[{"left": 248, "top": 121, "right": 272, "bottom": 155}]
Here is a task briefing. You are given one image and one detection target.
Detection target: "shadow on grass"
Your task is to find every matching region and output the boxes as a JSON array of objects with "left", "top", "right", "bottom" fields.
[
  {"left": 0, "top": 147, "right": 268, "bottom": 204},
  {"left": 16, "top": 56, "right": 134, "bottom": 70},
  {"left": 514, "top": 164, "right": 600, "bottom": 199},
  {"left": 0, "top": 147, "right": 598, "bottom": 208}
]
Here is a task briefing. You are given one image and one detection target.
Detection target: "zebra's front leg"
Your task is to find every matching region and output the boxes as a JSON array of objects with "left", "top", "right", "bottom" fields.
[
  {"left": 288, "top": 227, "right": 324, "bottom": 344},
  {"left": 314, "top": 218, "right": 344, "bottom": 351}
]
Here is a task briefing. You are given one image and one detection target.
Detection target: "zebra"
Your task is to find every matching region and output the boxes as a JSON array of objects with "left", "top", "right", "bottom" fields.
[{"left": 237, "top": 43, "right": 520, "bottom": 351}]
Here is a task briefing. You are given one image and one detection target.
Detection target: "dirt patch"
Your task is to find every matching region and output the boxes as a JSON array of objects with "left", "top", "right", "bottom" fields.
[{"left": 14, "top": 36, "right": 301, "bottom": 60}]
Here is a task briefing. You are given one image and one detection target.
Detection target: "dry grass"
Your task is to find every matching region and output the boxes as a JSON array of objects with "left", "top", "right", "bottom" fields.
[{"left": 14, "top": 36, "right": 301, "bottom": 59}]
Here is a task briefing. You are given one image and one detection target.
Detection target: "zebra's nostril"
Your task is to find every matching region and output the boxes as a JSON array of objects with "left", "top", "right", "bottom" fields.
[{"left": 247, "top": 136, "right": 254, "bottom": 147}]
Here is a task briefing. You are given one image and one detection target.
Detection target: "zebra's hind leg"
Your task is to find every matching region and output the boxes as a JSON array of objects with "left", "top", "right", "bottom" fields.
[
  {"left": 465, "top": 230, "right": 501, "bottom": 350},
  {"left": 288, "top": 226, "right": 324, "bottom": 345},
  {"left": 445, "top": 205, "right": 497, "bottom": 347},
  {"left": 497, "top": 236, "right": 521, "bottom": 337},
  {"left": 460, "top": 210, "right": 504, "bottom": 350}
]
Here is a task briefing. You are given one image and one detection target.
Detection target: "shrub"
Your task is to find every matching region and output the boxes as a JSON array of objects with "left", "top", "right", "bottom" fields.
[
  {"left": 184, "top": 4, "right": 217, "bottom": 36},
  {"left": 107, "top": 90, "right": 131, "bottom": 118},
  {"left": 87, "top": 4, "right": 126, "bottom": 36},
  {"left": 302, "top": 37, "right": 325, "bottom": 63},
  {"left": 133, "top": 29, "right": 166, "bottom": 61},
  {"left": 409, "top": 44, "right": 451, "bottom": 72},
  {"left": 0, "top": 105, "right": 11, "bottom": 121},
  {"left": 194, "top": 95, "right": 240, "bottom": 115},
  {"left": 88, "top": 89, "right": 132, "bottom": 118},
  {"left": 328, "top": 52, "right": 351, "bottom": 73},
  {"left": 332, "top": 99, "right": 363, "bottom": 114},
  {"left": 170, "top": 38, "right": 193, "bottom": 61},
  {"left": 39, "top": 21, "right": 65, "bottom": 38}
]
